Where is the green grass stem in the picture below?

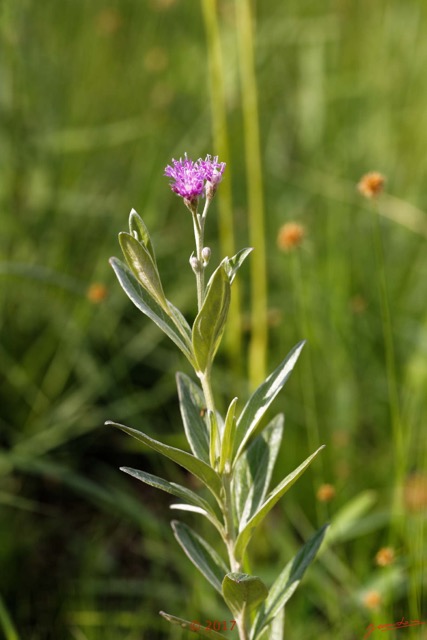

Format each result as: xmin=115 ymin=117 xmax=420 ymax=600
xmin=234 ymin=0 xmax=268 ymax=387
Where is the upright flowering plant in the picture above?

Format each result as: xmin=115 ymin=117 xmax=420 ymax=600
xmin=107 ymin=154 xmax=327 ymax=640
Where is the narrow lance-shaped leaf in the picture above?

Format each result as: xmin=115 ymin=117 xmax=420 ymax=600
xmin=160 ymin=611 xmax=230 ymax=639
xmin=120 ymin=467 xmax=220 ymax=522
xmin=233 ymin=414 xmax=284 ymax=528
xmin=107 ymin=421 xmax=222 ymax=499
xmin=109 ymin=258 xmax=195 ymax=365
xmin=234 ymin=446 xmax=324 ymax=561
xmin=176 ymin=373 xmax=210 ymax=463
xmin=252 ymin=524 xmax=329 ymax=639
xmin=128 ymin=208 xmax=156 ymax=262
xmin=233 ymin=341 xmax=305 ymax=462
xmin=192 ymin=265 xmax=230 ymax=374
xmin=219 ymin=397 xmax=238 ymax=474
xmin=222 ymin=572 xmax=268 ymax=616
xmin=119 ymin=231 xmax=168 ymax=310
xmin=171 ymin=521 xmax=228 ymax=594
xmin=220 ymin=247 xmax=253 ymax=284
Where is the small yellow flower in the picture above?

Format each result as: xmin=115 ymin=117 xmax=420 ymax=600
xmin=277 ymin=222 xmax=305 ymax=251
xmin=316 ymin=484 xmax=336 ymax=502
xmin=87 ymin=283 xmax=108 ymax=304
xmin=375 ymin=547 xmax=395 ymax=567
xmin=363 ymin=590 xmax=382 ymax=610
xmin=357 ymin=172 xmax=386 ymax=199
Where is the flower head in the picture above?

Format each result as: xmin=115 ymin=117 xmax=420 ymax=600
xmin=164 ymin=153 xmax=226 ymax=204
xmin=164 ymin=154 xmax=205 ymax=202
xmin=375 ymin=547 xmax=395 ymax=567
xmin=316 ymin=483 xmax=336 ymax=503
xmin=199 ymin=154 xmax=226 ymax=185
xmin=357 ymin=172 xmax=386 ymax=199
xmin=277 ymin=222 xmax=305 ymax=251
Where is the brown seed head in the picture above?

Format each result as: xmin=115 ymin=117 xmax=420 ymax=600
xmin=357 ymin=172 xmax=386 ymax=199
xmin=375 ymin=547 xmax=395 ymax=567
xmin=277 ymin=222 xmax=305 ymax=251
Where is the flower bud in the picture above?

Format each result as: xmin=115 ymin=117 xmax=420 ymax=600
xmin=189 ymin=255 xmax=202 ymax=273
xmin=202 ymin=247 xmax=211 ymax=265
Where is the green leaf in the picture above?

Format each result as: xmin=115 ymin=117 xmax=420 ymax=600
xmin=221 ymin=247 xmax=253 ymax=284
xmin=219 ymin=397 xmax=238 ymax=473
xmin=128 ymin=208 xmax=156 ymax=262
xmin=109 ymin=258 xmax=194 ymax=364
xmin=176 ymin=373 xmax=210 ymax=463
xmin=326 ymin=490 xmax=377 ymax=544
xmin=192 ymin=265 xmax=231 ymax=373
xmin=233 ymin=342 xmax=305 ymax=462
xmin=222 ymin=573 xmax=268 ymax=616
xmin=254 ymin=607 xmax=285 ymax=640
xmin=119 ymin=231 xmax=168 ymax=310
xmin=252 ymin=524 xmax=328 ymax=639
xmin=234 ymin=415 xmax=284 ymax=529
xmin=159 ymin=611 xmax=229 ymax=639
xmin=234 ymin=446 xmax=324 ymax=561
xmin=120 ymin=467 xmax=219 ymax=521
xmin=171 ymin=521 xmax=228 ymax=593
xmin=107 ymin=421 xmax=222 ymax=499
xmin=207 ymin=409 xmax=220 ymax=468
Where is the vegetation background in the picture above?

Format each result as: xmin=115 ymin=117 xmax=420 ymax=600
xmin=1 ymin=0 xmax=426 ymax=638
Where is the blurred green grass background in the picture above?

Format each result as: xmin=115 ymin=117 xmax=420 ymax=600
xmin=1 ymin=0 xmax=427 ymax=638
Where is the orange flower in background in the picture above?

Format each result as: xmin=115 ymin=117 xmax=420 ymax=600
xmin=375 ymin=547 xmax=395 ymax=567
xmin=363 ymin=591 xmax=382 ymax=610
xmin=357 ymin=172 xmax=386 ymax=199
xmin=404 ymin=472 xmax=427 ymax=513
xmin=316 ymin=484 xmax=336 ymax=502
xmin=87 ymin=283 xmax=108 ymax=304
xmin=277 ymin=222 xmax=305 ymax=251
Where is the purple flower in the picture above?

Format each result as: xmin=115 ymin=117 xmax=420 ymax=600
xmin=164 ymin=153 xmax=226 ymax=203
xmin=198 ymin=155 xmax=226 ymax=186
xmin=164 ymin=154 xmax=205 ymax=201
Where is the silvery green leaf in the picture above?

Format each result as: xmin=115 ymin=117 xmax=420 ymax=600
xmin=222 ymin=572 xmax=268 ymax=616
xmin=119 ymin=231 xmax=168 ymax=310
xmin=110 ymin=258 xmax=195 ymax=365
xmin=120 ymin=467 xmax=219 ymax=522
xmin=171 ymin=521 xmax=228 ymax=593
xmin=128 ymin=209 xmax=156 ymax=262
xmin=221 ymin=247 xmax=253 ymax=284
xmin=253 ymin=607 xmax=285 ymax=640
xmin=192 ymin=265 xmax=231 ymax=374
xmin=233 ymin=341 xmax=305 ymax=462
xmin=159 ymin=611 xmax=229 ymax=639
xmin=107 ymin=421 xmax=222 ymax=500
xmin=233 ymin=414 xmax=284 ymax=529
xmin=176 ymin=373 xmax=210 ymax=463
xmin=252 ymin=524 xmax=328 ymax=639
xmin=234 ymin=446 xmax=324 ymax=561
xmin=219 ymin=397 xmax=238 ymax=473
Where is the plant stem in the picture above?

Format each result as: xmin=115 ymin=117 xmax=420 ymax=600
xmin=201 ymin=0 xmax=244 ymax=374
xmin=192 ymin=199 xmax=211 ymax=311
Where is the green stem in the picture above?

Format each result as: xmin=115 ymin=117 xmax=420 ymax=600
xmin=201 ymin=0 xmax=244 ymax=373
xmin=370 ymin=205 xmax=405 ymax=531
xmin=192 ymin=199 xmax=210 ymax=311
